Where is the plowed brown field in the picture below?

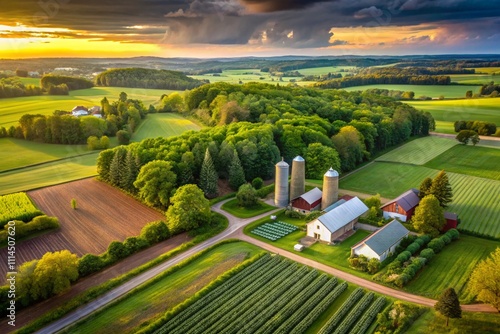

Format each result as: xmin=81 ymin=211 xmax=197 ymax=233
xmin=0 ymin=178 xmax=164 ymax=281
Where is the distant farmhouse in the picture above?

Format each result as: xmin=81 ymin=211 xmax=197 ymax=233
xmin=351 ymin=220 xmax=409 ymax=261
xmin=71 ymin=106 xmax=102 ymax=118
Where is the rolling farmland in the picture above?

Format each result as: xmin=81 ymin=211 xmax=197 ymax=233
xmin=0 ymin=178 xmax=164 ymax=281
xmin=132 ymin=113 xmax=201 ymax=142
xmin=344 ymin=84 xmax=479 ymax=98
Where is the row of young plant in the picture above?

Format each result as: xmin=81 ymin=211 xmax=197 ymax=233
xmin=0 ymin=192 xmax=43 ymax=227
xmin=377 ymin=229 xmax=460 ymax=287
xmin=318 ymin=288 xmax=365 ymax=334
xmin=334 ymin=292 xmax=375 ymax=334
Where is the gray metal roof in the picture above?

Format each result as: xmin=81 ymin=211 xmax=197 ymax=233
xmin=300 ymin=187 xmax=322 ymax=204
xmin=324 ymin=167 xmax=339 ymax=178
xmin=317 ymin=197 xmax=368 ymax=232
xmin=360 ymin=220 xmax=409 ymax=256
xmin=383 ymin=189 xmax=420 ymax=212
xmin=444 ymin=212 xmax=458 ymax=220
xmin=276 ymin=158 xmax=289 ymax=167
xmin=293 ymin=156 xmax=305 ymax=162
xmin=323 ymin=199 xmax=346 ymax=213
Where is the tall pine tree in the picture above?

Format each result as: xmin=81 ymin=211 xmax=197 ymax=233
xmin=199 ymin=148 xmax=218 ymax=198
xmin=122 ymin=150 xmax=139 ymax=191
xmin=430 ymin=170 xmax=453 ymax=208
xmin=109 ymin=147 xmax=127 ymax=187
xmin=229 ymin=149 xmax=246 ymax=190
xmin=418 ymin=177 xmax=433 ymax=199
xmin=435 ymin=287 xmax=462 ymax=326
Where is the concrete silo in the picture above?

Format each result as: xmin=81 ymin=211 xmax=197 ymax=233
xmin=321 ymin=167 xmax=339 ymax=210
xmin=274 ymin=158 xmax=290 ymax=207
xmin=290 ymin=156 xmax=305 ymax=201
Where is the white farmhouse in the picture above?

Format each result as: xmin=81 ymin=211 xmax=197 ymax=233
xmin=351 ymin=220 xmax=409 ymax=261
xmin=306 ymin=197 xmax=368 ymax=243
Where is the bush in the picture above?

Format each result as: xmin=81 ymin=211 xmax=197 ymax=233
xmin=78 ymin=254 xmax=105 ymax=277
xmin=304 ymin=210 xmax=322 ymax=222
xmin=368 ymin=258 xmax=381 ymax=274
xmin=140 ymin=220 xmax=170 ymax=245
xmin=256 ymin=184 xmax=274 ymax=198
xmin=420 ymin=248 xmax=435 ymax=261
xmin=251 ymin=177 xmax=263 ymax=190
xmin=236 ymin=183 xmax=259 ymax=208
xmin=403 ymin=264 xmax=417 ymax=277
xmin=71 ymin=198 xmax=77 ymax=209
xmin=395 ymin=273 xmax=411 ymax=287
xmin=107 ymin=241 xmax=130 ymax=260
xmin=446 ymin=228 xmax=460 ymax=240
xmin=87 ymin=136 xmax=100 ymax=150
xmin=427 ymin=238 xmax=445 ymax=253
xmin=349 ymin=255 xmax=369 ymax=272
xmin=123 ymin=236 xmax=149 ymax=254
xmin=284 ymin=209 xmax=304 ymax=219
xmin=414 ymin=237 xmax=426 ymax=247
xmin=396 ymin=251 xmax=412 ymax=263
xmin=396 ymin=235 xmax=417 ymax=252
xmin=116 ymin=130 xmax=131 ymax=145
xmin=406 ymin=242 xmax=420 ymax=254
xmin=100 ymin=135 xmax=110 ymax=149
xmin=440 ymin=234 xmax=452 ymax=245
xmin=417 ymin=234 xmax=431 ymax=244
xmin=386 ymin=260 xmax=402 ymax=275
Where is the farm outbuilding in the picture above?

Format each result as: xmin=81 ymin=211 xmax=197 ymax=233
xmin=291 ymin=187 xmax=322 ymax=213
xmin=442 ymin=212 xmax=459 ymax=232
xmin=306 ymin=196 xmax=368 ymax=243
xmin=380 ymin=188 xmax=420 ymax=222
xmin=351 ymin=220 xmax=410 ymax=261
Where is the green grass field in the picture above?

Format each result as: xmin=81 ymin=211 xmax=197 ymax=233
xmin=189 ymin=69 xmax=314 ymax=86
xmin=132 ymin=113 xmax=201 ymax=142
xmin=296 ymin=66 xmax=356 ymax=76
xmin=221 ymin=198 xmax=276 ymax=218
xmin=375 ymin=136 xmax=457 ymax=165
xmin=449 ymin=73 xmax=497 ymax=85
xmin=63 ymin=242 xmax=262 ymax=334
xmin=404 ymin=235 xmax=499 ymax=303
xmin=407 ymin=309 xmax=500 ymax=334
xmin=406 ymin=98 xmax=500 ymax=134
xmin=0 ymin=153 xmax=98 ymax=195
xmin=344 ymin=84 xmax=480 ymax=98
xmin=0 ymin=86 xmax=177 ymax=128
xmin=424 ymin=145 xmax=500 ymax=180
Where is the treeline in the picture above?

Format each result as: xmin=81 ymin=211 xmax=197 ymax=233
xmin=41 ymin=75 xmax=94 ymax=91
xmin=97 ymin=82 xmax=434 ymax=209
xmin=302 ymin=72 xmax=342 ymax=82
xmin=0 ymin=92 xmax=147 ymax=144
xmin=95 ymin=68 xmax=204 ymax=90
xmin=315 ymin=74 xmax=451 ymax=89
xmin=0 ymin=77 xmax=42 ymax=98
xmin=362 ymin=89 xmax=416 ymax=100
xmin=479 ymin=82 xmax=500 ymax=96
xmin=261 ymin=58 xmax=395 ymax=73
xmin=368 ymin=66 xmax=474 ymax=75
xmin=454 ymin=120 xmax=497 ymax=136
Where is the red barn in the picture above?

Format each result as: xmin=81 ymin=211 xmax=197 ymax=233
xmin=291 ymin=187 xmax=322 ymax=213
xmin=380 ymin=189 xmax=420 ymax=222
xmin=442 ymin=212 xmax=458 ymax=232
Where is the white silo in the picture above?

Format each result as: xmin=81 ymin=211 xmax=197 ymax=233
xmin=290 ymin=156 xmax=305 ymax=201
xmin=274 ymin=158 xmax=290 ymax=207
xmin=321 ymin=167 xmax=339 ymax=210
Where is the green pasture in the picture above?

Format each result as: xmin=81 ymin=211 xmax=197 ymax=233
xmin=344 ymin=84 xmax=480 ymax=98
xmin=404 ymin=235 xmax=499 ymax=303
xmin=408 ymin=309 xmax=500 ymax=334
xmin=189 ymin=69 xmax=312 ymax=86
xmin=424 ymin=145 xmax=500 ymax=180
xmin=17 ymin=77 xmax=41 ymax=85
xmin=64 ymin=242 xmax=262 ymax=334
xmin=132 ymin=113 xmax=201 ymax=142
xmin=221 ymin=198 xmax=276 ymax=218
xmin=296 ymin=66 xmax=356 ymax=76
xmin=449 ymin=73 xmax=497 ymax=85
xmin=375 ymin=136 xmax=457 ymax=165
xmin=0 ymin=153 xmax=98 ymax=195
xmin=0 ymin=86 xmax=176 ymax=127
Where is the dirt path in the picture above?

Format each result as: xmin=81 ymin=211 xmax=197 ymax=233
xmin=0 ymin=233 xmax=190 ymax=333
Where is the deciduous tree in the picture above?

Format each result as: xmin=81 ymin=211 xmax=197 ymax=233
xmin=412 ymin=195 xmax=445 ymax=237
xmin=133 ymin=160 xmax=177 ymax=208
xmin=304 ymin=143 xmax=341 ymax=179
xmin=468 ymin=247 xmax=500 ymax=311
xmin=166 ymin=184 xmax=211 ymax=234
xmin=435 ymin=287 xmax=462 ymax=326
xmin=236 ymin=183 xmax=259 ymax=208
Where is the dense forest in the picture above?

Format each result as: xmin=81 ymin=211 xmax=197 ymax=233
xmin=0 ymin=77 xmax=43 ymax=98
xmin=97 ymin=83 xmax=434 ymax=209
xmin=95 ymin=68 xmax=205 ymax=90
xmin=41 ymin=75 xmax=94 ymax=91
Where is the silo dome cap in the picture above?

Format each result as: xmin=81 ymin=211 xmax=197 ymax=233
xmin=293 ymin=156 xmax=305 ymax=162
xmin=324 ymin=167 xmax=339 ymax=177
xmin=276 ymin=158 xmax=289 ymax=167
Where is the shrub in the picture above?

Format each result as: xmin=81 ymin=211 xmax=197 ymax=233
xmin=87 ymin=136 xmax=101 ymax=150
xmin=420 ymin=248 xmax=435 ymax=261
xmin=417 ymin=234 xmax=431 ymax=244
xmin=396 ymin=251 xmax=412 ymax=263
xmin=256 ymin=184 xmax=274 ymax=198
xmin=140 ymin=220 xmax=170 ymax=244
xmin=284 ymin=209 xmax=304 ymax=219
xmin=446 ymin=228 xmax=460 ymax=240
xmin=304 ymin=211 xmax=322 ymax=222
xmin=395 ymin=273 xmax=411 ymax=287
xmin=251 ymin=177 xmax=263 ymax=190
xmin=100 ymin=135 xmax=110 ymax=149
xmin=403 ymin=264 xmax=417 ymax=277
xmin=71 ymin=198 xmax=77 ymax=209
xmin=123 ymin=236 xmax=149 ymax=254
xmin=107 ymin=241 xmax=129 ymax=260
xmin=349 ymin=255 xmax=369 ymax=272
xmin=368 ymin=258 xmax=381 ymax=274
xmin=236 ymin=183 xmax=259 ymax=207
xmin=406 ymin=242 xmax=420 ymax=254
xmin=78 ymin=254 xmax=104 ymax=277
xmin=428 ymin=238 xmax=445 ymax=253
xmin=396 ymin=235 xmax=417 ymax=253
xmin=386 ymin=260 xmax=402 ymax=275
xmin=440 ymin=234 xmax=452 ymax=245
xmin=116 ymin=129 xmax=131 ymax=145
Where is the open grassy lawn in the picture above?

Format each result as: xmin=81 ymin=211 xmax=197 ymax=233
xmin=344 ymin=84 xmax=480 ymax=98
xmin=0 ymin=86 xmax=177 ymax=127
xmin=18 ymin=77 xmax=41 ymax=85
xmin=404 ymin=235 xmax=500 ymax=303
xmin=0 ymin=153 xmax=98 ymax=195
xmin=406 ymin=98 xmax=500 ymax=134
xmin=63 ymin=242 xmax=262 ymax=334
xmin=407 ymin=309 xmax=500 ymax=334
xmin=424 ymin=145 xmax=500 ymax=180
xmin=0 ymin=138 xmax=90 ymax=171
xmin=375 ymin=136 xmax=457 ymax=165
xmin=132 ymin=113 xmax=201 ymax=142
xmin=221 ymin=198 xmax=276 ymax=218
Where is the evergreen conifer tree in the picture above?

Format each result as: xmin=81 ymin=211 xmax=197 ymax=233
xmin=430 ymin=170 xmax=453 ymax=208
xmin=199 ymin=148 xmax=218 ymax=198
xmin=109 ymin=147 xmax=127 ymax=187
xmin=418 ymin=177 xmax=433 ymax=199
xmin=229 ymin=149 xmax=246 ymax=190
xmin=435 ymin=287 xmax=462 ymax=326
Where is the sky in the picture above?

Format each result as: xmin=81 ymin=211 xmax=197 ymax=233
xmin=0 ymin=0 xmax=499 ymax=58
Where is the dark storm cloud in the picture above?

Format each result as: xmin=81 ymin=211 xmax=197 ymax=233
xmin=1 ymin=0 xmax=500 ymax=50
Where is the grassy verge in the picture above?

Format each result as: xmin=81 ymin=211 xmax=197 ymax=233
xmin=209 ymin=192 xmax=236 ymax=206
xmin=61 ymin=241 xmax=262 ymax=334
xmin=221 ymin=198 xmax=276 ymax=218
xmin=15 ymin=214 xmax=228 ymax=334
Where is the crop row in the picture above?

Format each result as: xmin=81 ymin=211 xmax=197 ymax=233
xmin=155 ymin=254 xmax=277 ymax=333
xmin=0 ymin=192 xmax=43 ymax=227
xmin=318 ymin=287 xmax=365 ymax=334
xmin=220 ymin=267 xmax=319 ymax=334
xmin=289 ymin=281 xmax=349 ymax=334
xmin=350 ymin=296 xmax=386 ymax=334
xmin=178 ymin=259 xmax=292 ymax=334
xmin=198 ymin=263 xmax=307 ymax=334
xmin=333 ymin=292 xmax=375 ymax=334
